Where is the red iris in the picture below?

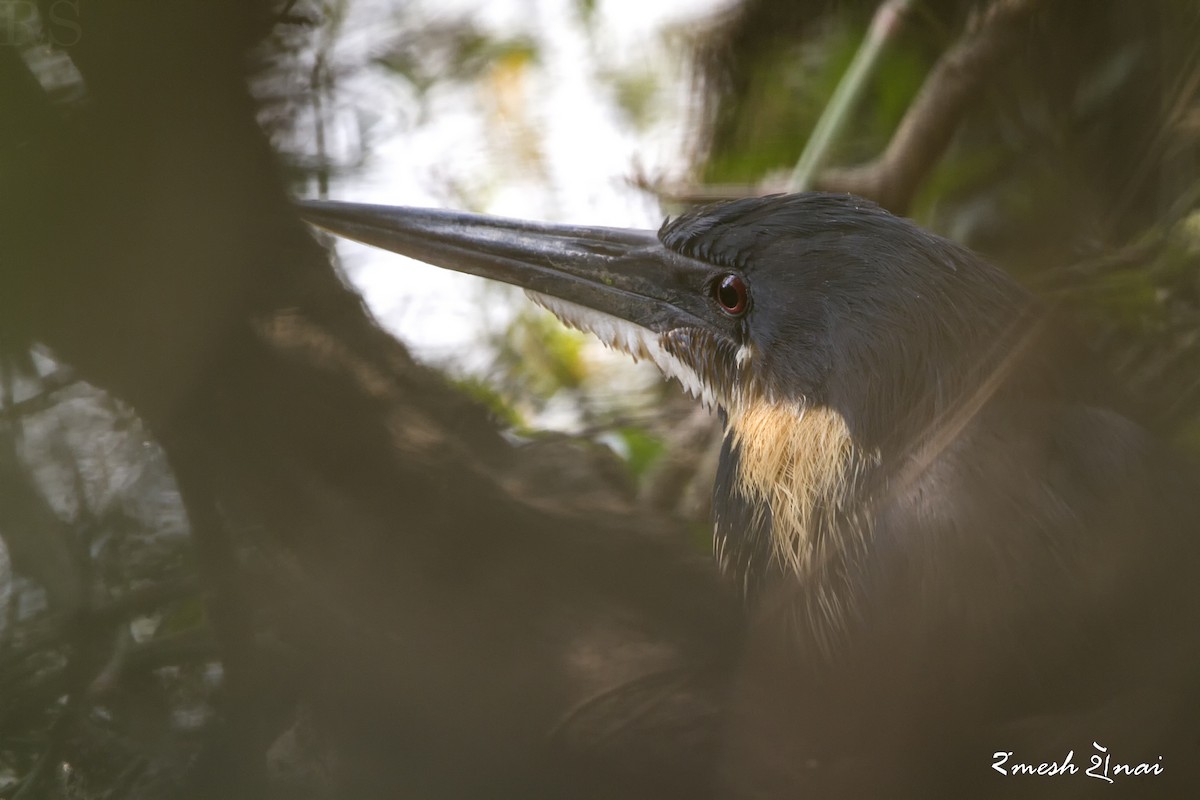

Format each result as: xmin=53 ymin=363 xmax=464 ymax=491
xmin=713 ymin=274 xmax=748 ymax=316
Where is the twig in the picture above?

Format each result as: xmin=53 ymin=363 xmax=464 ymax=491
xmin=789 ymin=0 xmax=915 ymax=191
xmin=629 ymin=173 xmax=778 ymax=205
xmin=0 ymin=574 xmax=198 ymax=667
xmin=0 ymin=626 xmax=219 ymax=735
xmin=10 ymin=682 xmax=81 ymax=800
xmin=162 ymin=433 xmax=268 ymax=798
xmin=9 ymin=609 xmax=113 ymax=799
xmin=814 ymin=0 xmax=1044 ymax=213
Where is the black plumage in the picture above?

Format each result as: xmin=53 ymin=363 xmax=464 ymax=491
xmin=301 ymin=192 xmax=1200 ymax=797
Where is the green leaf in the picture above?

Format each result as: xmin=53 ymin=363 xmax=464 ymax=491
xmin=614 ymin=426 xmax=665 ymax=479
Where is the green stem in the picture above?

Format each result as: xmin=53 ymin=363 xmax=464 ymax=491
xmin=788 ymin=0 xmax=915 ymax=192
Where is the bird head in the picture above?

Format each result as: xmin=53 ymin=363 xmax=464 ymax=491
xmin=300 ymin=193 xmax=1035 ymax=588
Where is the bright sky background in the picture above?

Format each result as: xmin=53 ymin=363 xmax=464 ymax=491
xmin=321 ymin=0 xmax=727 ymax=377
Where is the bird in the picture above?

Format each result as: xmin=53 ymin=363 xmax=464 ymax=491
xmin=299 ymin=192 xmax=1200 ymax=798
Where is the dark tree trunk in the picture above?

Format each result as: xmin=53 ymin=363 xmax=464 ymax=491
xmin=1 ymin=3 xmax=740 ymax=797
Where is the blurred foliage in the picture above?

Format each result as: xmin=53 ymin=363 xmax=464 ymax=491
xmin=691 ymin=0 xmax=1200 ymax=439
xmin=574 ymin=0 xmax=599 ymax=26
xmin=253 ymin=0 xmax=543 ymax=192
xmin=373 ymin=22 xmax=538 ymax=96
xmin=612 ymin=426 xmax=667 ymax=480
xmin=600 ymin=65 xmax=663 ymax=132
xmin=434 ymin=294 xmax=700 ymax=493
xmin=0 ymin=359 xmax=202 ymax=798
xmin=697 ymin=2 xmax=944 ymax=182
xmin=496 ymin=310 xmax=589 ymax=397
xmin=449 ymin=374 xmax=526 ymax=430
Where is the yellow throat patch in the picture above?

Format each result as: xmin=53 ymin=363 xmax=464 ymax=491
xmin=726 ymin=403 xmax=874 ymax=575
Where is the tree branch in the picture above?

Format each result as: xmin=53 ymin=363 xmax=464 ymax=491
xmin=814 ymin=0 xmax=1043 ymax=213
xmin=789 ymin=0 xmax=915 ymax=191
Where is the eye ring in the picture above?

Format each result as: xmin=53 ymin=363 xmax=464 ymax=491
xmin=712 ymin=273 xmax=749 ymax=316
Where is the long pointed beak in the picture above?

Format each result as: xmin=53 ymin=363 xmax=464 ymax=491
xmin=297 ymin=200 xmax=707 ymax=333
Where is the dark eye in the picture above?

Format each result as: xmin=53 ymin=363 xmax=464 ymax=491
xmin=712 ymin=273 xmax=749 ymax=316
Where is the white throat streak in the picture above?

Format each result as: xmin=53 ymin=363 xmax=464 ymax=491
xmin=527 ymin=292 xmax=720 ymax=409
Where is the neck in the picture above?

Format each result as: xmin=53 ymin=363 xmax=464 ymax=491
xmin=714 ymin=401 xmax=878 ymax=596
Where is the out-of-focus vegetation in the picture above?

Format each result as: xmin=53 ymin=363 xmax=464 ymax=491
xmin=2 ymin=0 xmax=1199 ymax=797
xmin=4 ymin=2 xmax=694 ymax=794
xmin=692 ymin=0 xmax=1200 ymax=438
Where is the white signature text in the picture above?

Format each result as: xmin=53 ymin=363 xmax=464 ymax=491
xmin=992 ymin=742 xmax=1163 ymax=783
